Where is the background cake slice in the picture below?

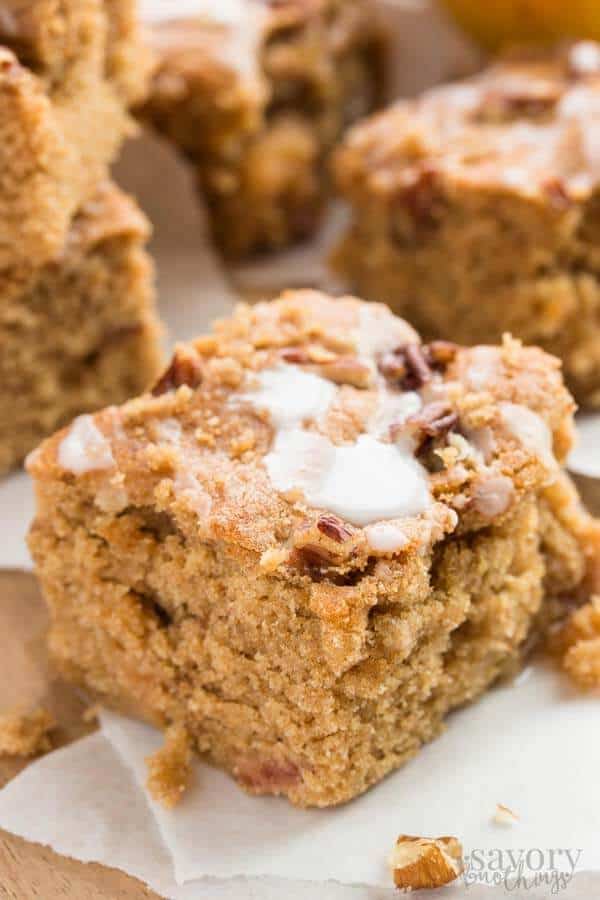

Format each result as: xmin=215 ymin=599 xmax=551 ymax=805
xmin=139 ymin=0 xmax=384 ymax=257
xmin=334 ymin=41 xmax=600 ymax=407
xmin=28 ymin=291 xmax=599 ymax=807
xmin=0 ymin=0 xmax=150 ymax=270
xmin=0 ymin=182 xmax=163 ymax=475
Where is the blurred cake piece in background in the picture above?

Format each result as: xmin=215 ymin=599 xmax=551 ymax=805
xmin=0 ymin=183 xmax=163 ymax=475
xmin=0 ymin=0 xmax=152 ymax=271
xmin=139 ymin=0 xmax=385 ymax=257
xmin=334 ymin=41 xmax=600 ymax=407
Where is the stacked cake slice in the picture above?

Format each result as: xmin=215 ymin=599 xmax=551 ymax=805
xmin=0 ymin=0 xmax=163 ymax=475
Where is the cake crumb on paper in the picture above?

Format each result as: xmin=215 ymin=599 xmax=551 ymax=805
xmin=0 ymin=707 xmax=55 ymax=757
xmin=551 ymin=597 xmax=600 ymax=690
xmin=493 ymin=803 xmax=519 ymax=826
xmin=146 ymin=723 xmax=192 ymax=808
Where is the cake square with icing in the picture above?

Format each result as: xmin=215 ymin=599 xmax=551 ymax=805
xmin=28 ymin=290 xmax=600 ymax=806
xmin=139 ymin=0 xmax=384 ymax=256
xmin=334 ymin=41 xmax=600 ymax=407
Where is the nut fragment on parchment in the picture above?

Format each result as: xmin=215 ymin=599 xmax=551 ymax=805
xmin=390 ymin=834 xmax=463 ymax=891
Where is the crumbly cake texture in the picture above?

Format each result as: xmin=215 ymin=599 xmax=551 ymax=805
xmin=0 ymin=182 xmax=163 ymax=476
xmin=334 ymin=41 xmax=600 ymax=407
xmin=28 ymin=291 xmax=600 ymax=808
xmin=0 ymin=0 xmax=150 ymax=270
xmin=551 ymin=596 xmax=600 ymax=689
xmin=0 ymin=707 xmax=55 ymax=757
xmin=139 ymin=0 xmax=384 ymax=257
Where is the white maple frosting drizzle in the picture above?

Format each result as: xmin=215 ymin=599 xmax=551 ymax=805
xmin=58 ymin=415 xmax=115 ymax=475
xmin=356 ymin=305 xmax=423 ymax=437
xmin=370 ymin=390 xmax=421 ymax=439
xmin=250 ymin=366 xmax=336 ymax=429
xmin=499 ymin=402 xmax=557 ymax=471
xmin=141 ymin=0 xmax=267 ymax=79
xmin=364 ymin=521 xmax=409 ymax=552
xmin=465 ymin=347 xmax=501 ymax=392
xmin=265 ymin=430 xmax=431 ymax=527
xmin=356 ymin=305 xmax=418 ymax=368
xmin=246 ymin=353 xmax=432 ymax=528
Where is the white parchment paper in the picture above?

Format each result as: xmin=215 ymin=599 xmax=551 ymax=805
xmin=100 ymin=661 xmax=600 ymax=888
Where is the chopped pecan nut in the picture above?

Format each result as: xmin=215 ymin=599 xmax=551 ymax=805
xmin=152 ymin=350 xmax=203 ymax=396
xmin=280 ymin=347 xmax=310 ymax=364
xmin=425 ymin=340 xmax=458 ymax=371
xmin=378 ymin=343 xmax=432 ymax=390
xmin=399 ymin=166 xmax=441 ymax=228
xmin=292 ymin=543 xmax=337 ymax=573
xmin=407 ymin=402 xmax=458 ymax=443
xmin=390 ymin=834 xmax=463 ymax=891
xmin=477 ymin=85 xmax=560 ymax=121
xmin=317 ymin=514 xmax=353 ymax=543
xmin=235 ymin=757 xmax=301 ymax=795
xmin=542 ymin=177 xmax=572 ymax=210
xmin=319 ymin=356 xmax=372 ymax=389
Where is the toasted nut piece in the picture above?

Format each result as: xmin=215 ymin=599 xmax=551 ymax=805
xmin=493 ymin=803 xmax=519 ymax=826
xmin=317 ymin=514 xmax=353 ymax=543
xmin=390 ymin=834 xmax=463 ymax=891
xmin=152 ymin=347 xmax=203 ymax=396
xmin=318 ymin=356 xmax=373 ymax=388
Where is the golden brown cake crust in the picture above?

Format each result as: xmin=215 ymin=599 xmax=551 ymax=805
xmin=28 ymin=291 xmax=600 ymax=807
xmin=334 ymin=41 xmax=600 ymax=407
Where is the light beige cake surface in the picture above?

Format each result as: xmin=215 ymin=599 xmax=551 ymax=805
xmin=334 ymin=41 xmax=600 ymax=407
xmin=139 ymin=0 xmax=384 ymax=256
xmin=28 ymin=291 xmax=600 ymax=807
xmin=0 ymin=0 xmax=151 ymax=270
xmin=0 ymin=182 xmax=163 ymax=475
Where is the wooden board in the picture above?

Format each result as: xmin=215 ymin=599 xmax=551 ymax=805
xmin=0 ymin=570 xmax=162 ymax=900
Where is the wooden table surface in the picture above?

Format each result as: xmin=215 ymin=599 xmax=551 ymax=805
xmin=0 ymin=570 xmax=162 ymax=900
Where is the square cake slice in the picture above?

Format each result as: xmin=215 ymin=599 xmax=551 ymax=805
xmin=28 ymin=290 xmax=599 ymax=807
xmin=0 ymin=0 xmax=150 ymax=270
xmin=0 ymin=182 xmax=163 ymax=475
xmin=139 ymin=0 xmax=384 ymax=257
xmin=334 ymin=41 xmax=600 ymax=407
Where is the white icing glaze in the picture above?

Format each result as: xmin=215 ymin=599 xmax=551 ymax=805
xmin=357 ymin=305 xmax=418 ymax=364
xmin=466 ymin=347 xmax=501 ymax=392
xmin=568 ymin=41 xmax=600 ymax=76
xmin=143 ymin=0 xmax=249 ymax=26
xmin=58 ymin=415 xmax=115 ymax=474
xmin=142 ymin=0 xmax=267 ymax=78
xmin=364 ymin=521 xmax=409 ymax=552
xmin=472 ymin=475 xmax=514 ymax=519
xmin=244 ymin=361 xmax=432 ymax=526
xmin=499 ymin=402 xmax=556 ymax=470
xmin=24 ymin=446 xmax=41 ymax=470
xmin=265 ymin=430 xmax=431 ymax=527
xmin=250 ymin=365 xmax=336 ymax=429
xmin=370 ymin=390 xmax=421 ymax=439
